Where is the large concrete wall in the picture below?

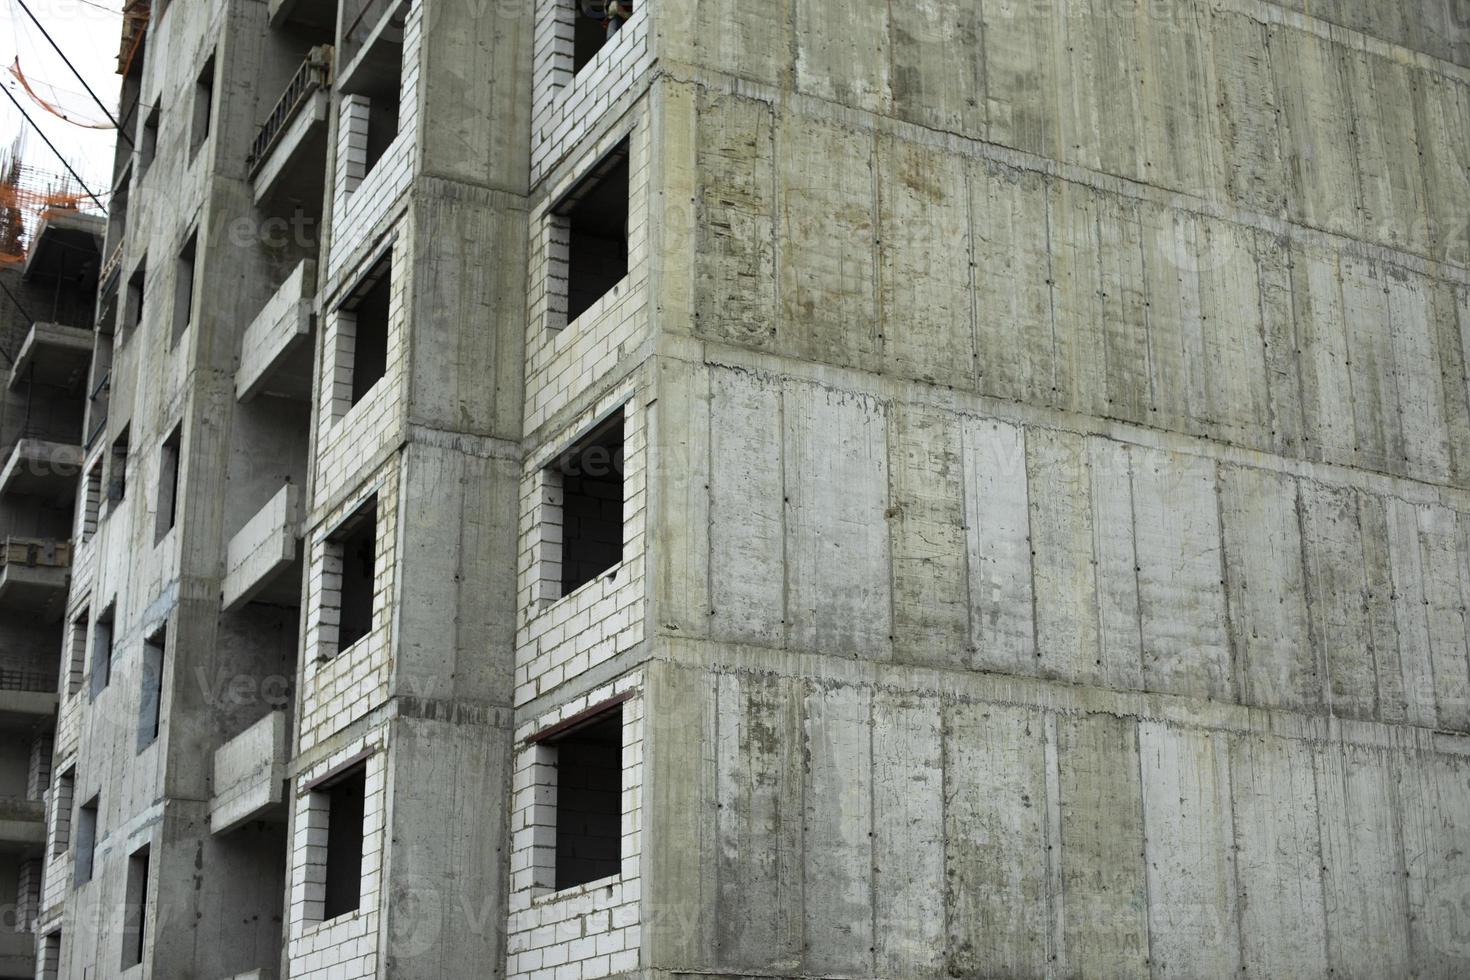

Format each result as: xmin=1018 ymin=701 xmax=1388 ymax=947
xmin=641 ymin=0 xmax=1470 ymax=977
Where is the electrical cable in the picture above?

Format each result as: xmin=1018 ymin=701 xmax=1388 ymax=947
xmin=13 ymin=0 xmax=131 ymax=146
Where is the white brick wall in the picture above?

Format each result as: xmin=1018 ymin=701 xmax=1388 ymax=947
xmin=531 ymin=0 xmax=655 ymax=183
xmin=525 ymin=115 xmax=652 ymax=434
xmin=286 ymin=740 xmax=388 ymax=980
xmin=314 ymin=227 xmax=410 ymax=512
xmin=516 ymin=388 xmax=647 ymax=706
xmin=39 ymin=765 xmax=74 ymax=918
xmin=508 ymin=675 xmax=644 ymax=980
xmin=328 ymin=2 xmax=420 ymax=285
xmin=299 ymin=464 xmax=398 ymax=754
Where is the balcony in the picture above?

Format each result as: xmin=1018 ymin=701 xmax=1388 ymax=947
xmin=236 ymin=261 xmax=316 ymax=403
xmin=249 ymin=47 xmax=332 ymax=207
xmin=210 ymin=711 xmax=288 ymax=834
xmin=0 ymin=795 xmax=45 ymax=847
xmin=0 ymin=929 xmax=33 ymax=978
xmin=9 ymin=322 xmax=94 ymax=395
xmin=222 ymin=484 xmax=303 ymax=611
xmin=0 ymin=438 xmax=83 ymax=500
xmin=0 ymin=664 xmax=58 ymax=719
xmin=270 ymin=0 xmax=334 ymax=34
xmin=0 ymin=538 xmax=71 ymax=618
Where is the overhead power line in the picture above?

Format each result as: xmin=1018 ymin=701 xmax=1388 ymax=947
xmin=0 ymin=82 xmax=106 ymax=211
xmin=13 ymin=0 xmax=132 ymax=147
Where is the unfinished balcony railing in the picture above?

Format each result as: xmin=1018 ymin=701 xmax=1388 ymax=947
xmin=0 ymin=536 xmax=72 ymax=615
xmin=0 ymin=666 xmax=56 ymax=694
xmin=247 ymin=46 xmax=333 ymax=178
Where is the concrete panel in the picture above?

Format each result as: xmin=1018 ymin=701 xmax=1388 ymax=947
xmin=384 ymin=712 xmax=513 ymax=980
xmin=1299 ymin=483 xmax=1378 ymax=721
xmin=644 ymin=664 xmax=717 ymax=968
xmin=1132 ymin=447 xmax=1232 ymax=700
xmin=980 ymin=0 xmax=1061 ymax=160
xmin=1271 ymin=25 xmax=1361 ymax=239
xmin=1419 ymin=505 xmax=1470 ymax=730
xmin=942 ymin=699 xmax=1049 ymax=978
xmin=693 ymin=91 xmax=777 ymax=351
xmin=1134 ymin=4 xmax=1222 ymax=201
xmin=1139 ymin=721 xmax=1241 ymax=979
xmin=1398 ymin=750 xmax=1470 ymax=979
xmin=1359 ymin=492 xmax=1415 ymax=724
xmin=1231 ymin=733 xmax=1329 ymax=978
xmin=1210 ymin=11 xmax=1287 ymax=215
xmin=871 ymin=690 xmax=944 ymax=978
xmin=1293 ymin=244 xmax=1357 ymax=465
xmin=888 ymin=0 xmax=984 ymax=137
xmin=793 ymin=0 xmax=889 ymax=114
xmin=713 ymin=672 xmax=803 ymax=972
xmin=1345 ymin=51 xmax=1431 ymax=257
xmin=1386 ymin=498 xmax=1443 ymax=729
xmin=1056 ymin=713 xmax=1150 ymax=978
xmin=800 ymin=682 xmax=873 ymax=976
xmin=1219 ymin=465 xmax=1318 ymax=710
xmin=1314 ymin=743 xmax=1413 ymax=978
xmin=1414 ymin=72 xmax=1470 ymax=268
xmin=1088 ymin=438 xmax=1144 ymax=692
xmin=1048 ymin=181 xmax=1109 ymax=420
xmin=1096 ymin=195 xmax=1151 ymax=425
xmin=962 ymin=417 xmax=1034 ymax=673
xmin=1257 ymin=229 xmax=1307 ymax=458
xmin=392 ymin=444 xmax=520 ymax=702
xmin=972 ymin=163 xmax=1055 ymax=406
xmin=890 ymin=403 xmax=968 ymax=663
xmin=1192 ymin=218 xmax=1272 ymax=449
xmin=878 ymin=134 xmax=974 ymax=388
xmin=691 ymin=0 xmax=787 ymax=87
xmin=1430 ymin=281 xmax=1470 ymax=484
xmin=652 ymin=360 xmax=710 ymax=634
xmin=1388 ymin=268 xmax=1451 ymax=483
xmin=781 ymin=385 xmax=892 ymax=659
xmin=708 ymin=370 xmax=783 ymax=645
xmin=1341 ymin=255 xmax=1405 ymax=475
xmin=1026 ymin=427 xmax=1099 ymax=682
xmin=777 ymin=116 xmax=881 ymax=373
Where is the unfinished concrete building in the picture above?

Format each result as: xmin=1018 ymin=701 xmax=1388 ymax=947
xmin=0 ymin=210 xmax=102 ymax=980
xmin=23 ymin=0 xmax=1470 ymax=976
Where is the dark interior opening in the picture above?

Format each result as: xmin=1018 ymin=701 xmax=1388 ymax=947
xmin=323 ymin=765 xmax=366 ymax=919
xmin=362 ymin=49 xmax=402 ymax=177
xmin=554 ymin=707 xmax=622 ymax=890
xmin=556 ymin=142 xmax=629 ymax=324
xmin=347 ymin=263 xmax=390 ymax=406
xmin=557 ymin=409 xmax=623 ymax=596
xmin=173 ymin=230 xmax=197 ymax=343
xmin=572 ymin=0 xmax=633 ymax=73
xmin=191 ymin=54 xmax=215 ymax=156
xmin=121 ymin=846 xmax=149 ymax=969
xmin=125 ymin=261 xmax=146 ymax=336
xmin=74 ymin=796 xmax=98 ymax=885
xmin=109 ymin=426 xmax=130 ymax=504
xmin=157 ymin=424 xmax=181 ymax=540
xmin=138 ymin=626 xmax=165 ymax=750
xmin=334 ymin=497 xmax=377 ymax=653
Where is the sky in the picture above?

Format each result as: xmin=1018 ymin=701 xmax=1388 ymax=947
xmin=1 ymin=0 xmax=123 ymax=213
